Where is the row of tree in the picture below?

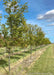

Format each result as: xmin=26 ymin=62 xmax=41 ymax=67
xmin=0 ymin=24 xmax=51 ymax=48
xmin=0 ymin=0 xmax=51 ymax=48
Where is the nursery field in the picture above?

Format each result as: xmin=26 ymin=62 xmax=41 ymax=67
xmin=0 ymin=44 xmax=50 ymax=75
xmin=0 ymin=0 xmax=53 ymax=75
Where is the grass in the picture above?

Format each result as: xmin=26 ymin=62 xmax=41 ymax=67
xmin=27 ymin=45 xmax=54 ymax=75
xmin=0 ymin=45 xmax=48 ymax=74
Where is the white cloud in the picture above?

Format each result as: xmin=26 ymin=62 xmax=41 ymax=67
xmin=45 ymin=10 xmax=54 ymax=15
xmin=37 ymin=14 xmax=44 ymax=20
xmin=37 ymin=9 xmax=54 ymax=22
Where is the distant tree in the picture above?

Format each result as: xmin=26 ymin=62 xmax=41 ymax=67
xmin=42 ymin=38 xmax=51 ymax=45
xmin=36 ymin=27 xmax=45 ymax=46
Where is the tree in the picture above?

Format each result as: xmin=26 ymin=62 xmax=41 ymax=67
xmin=42 ymin=38 xmax=51 ymax=45
xmin=36 ymin=27 xmax=45 ymax=46
xmin=3 ymin=0 xmax=28 ymax=74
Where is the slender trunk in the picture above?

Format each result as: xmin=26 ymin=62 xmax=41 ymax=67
xmin=35 ymin=46 xmax=36 ymax=58
xmin=30 ymin=46 xmax=32 ymax=63
xmin=23 ymin=47 xmax=25 ymax=62
xmin=9 ymin=49 xmax=10 ymax=75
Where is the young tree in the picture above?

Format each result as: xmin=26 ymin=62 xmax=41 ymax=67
xmin=3 ymin=0 xmax=28 ymax=74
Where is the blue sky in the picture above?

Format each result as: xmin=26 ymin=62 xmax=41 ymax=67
xmin=0 ymin=0 xmax=54 ymax=43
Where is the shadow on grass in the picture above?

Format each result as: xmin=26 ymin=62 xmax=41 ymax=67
xmin=14 ymin=50 xmax=19 ymax=52
xmin=0 ymin=53 xmax=4 ymax=55
xmin=15 ymin=53 xmax=25 ymax=56
xmin=32 ymin=49 xmax=36 ymax=51
xmin=6 ymin=54 xmax=22 ymax=59
xmin=0 ymin=59 xmax=8 ymax=66
xmin=0 ymin=59 xmax=8 ymax=74
xmin=10 ymin=56 xmax=21 ymax=59
xmin=23 ymin=50 xmax=31 ymax=54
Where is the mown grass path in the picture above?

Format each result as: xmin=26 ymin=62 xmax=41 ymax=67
xmin=27 ymin=44 xmax=54 ymax=75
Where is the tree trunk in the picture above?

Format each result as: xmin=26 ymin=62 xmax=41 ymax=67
xmin=9 ymin=51 xmax=10 ymax=75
